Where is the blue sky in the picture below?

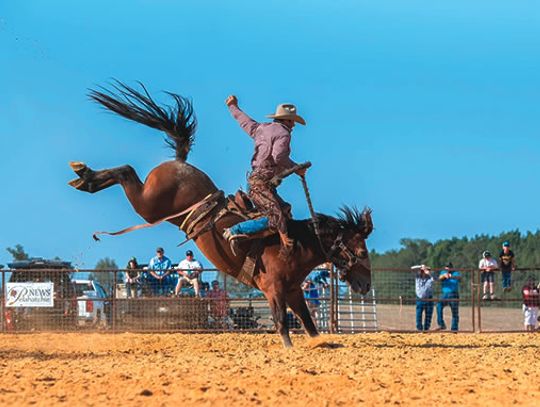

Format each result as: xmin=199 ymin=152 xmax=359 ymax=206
xmin=1 ymin=1 xmax=539 ymax=269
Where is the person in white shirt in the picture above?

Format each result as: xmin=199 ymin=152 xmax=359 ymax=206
xmin=479 ymin=251 xmax=498 ymax=300
xmin=175 ymin=250 xmax=203 ymax=297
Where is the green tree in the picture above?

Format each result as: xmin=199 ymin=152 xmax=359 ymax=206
xmin=216 ymin=271 xmax=260 ymax=298
xmin=89 ymin=257 xmax=119 ymax=295
xmin=372 ymin=229 xmax=540 ymax=269
xmin=6 ymin=244 xmax=30 ymax=261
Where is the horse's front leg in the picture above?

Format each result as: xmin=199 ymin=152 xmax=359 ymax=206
xmin=286 ymin=288 xmax=319 ymax=338
xmin=264 ymin=284 xmax=293 ymax=348
xmin=68 ymin=162 xmax=142 ymax=194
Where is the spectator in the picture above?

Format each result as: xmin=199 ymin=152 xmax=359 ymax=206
xmin=175 ymin=250 xmax=203 ymax=297
xmin=312 ymin=268 xmax=330 ymax=289
xmin=207 ymin=280 xmax=230 ymax=326
xmin=124 ymin=257 xmax=141 ymax=298
xmin=479 ymin=251 xmax=498 ymax=300
xmin=148 ymin=247 xmax=173 ymax=296
xmin=436 ymin=262 xmax=461 ymax=332
xmin=521 ymin=277 xmax=539 ymax=332
xmin=499 ymin=241 xmax=516 ymax=292
xmin=200 ymin=281 xmax=210 ymax=297
xmin=302 ymin=277 xmax=321 ymax=319
xmin=411 ymin=265 xmax=434 ymax=332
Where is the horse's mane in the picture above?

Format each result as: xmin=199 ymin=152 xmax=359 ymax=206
xmin=289 ymin=206 xmax=372 ymax=240
xmin=335 ymin=206 xmax=372 ymax=234
xmin=89 ymin=80 xmax=196 ymax=161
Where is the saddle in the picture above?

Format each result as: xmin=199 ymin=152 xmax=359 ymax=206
xmin=228 ymin=190 xmax=259 ymax=220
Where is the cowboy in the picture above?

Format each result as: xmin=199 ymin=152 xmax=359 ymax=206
xmin=223 ymin=95 xmax=307 ymax=257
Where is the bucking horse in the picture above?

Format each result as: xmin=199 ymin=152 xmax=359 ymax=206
xmin=68 ymin=81 xmax=374 ymax=347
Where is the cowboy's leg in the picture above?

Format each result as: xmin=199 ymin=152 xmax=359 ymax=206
xmin=249 ymin=182 xmax=292 ymax=252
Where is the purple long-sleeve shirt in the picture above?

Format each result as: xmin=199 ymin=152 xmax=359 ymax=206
xmin=228 ymin=105 xmax=297 ymax=177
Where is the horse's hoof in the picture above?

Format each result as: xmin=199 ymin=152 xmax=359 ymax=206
xmin=68 ymin=177 xmax=90 ymax=192
xmin=69 ymin=161 xmax=89 ymax=177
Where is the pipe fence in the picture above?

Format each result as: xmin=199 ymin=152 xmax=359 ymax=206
xmin=1 ymin=266 xmax=539 ymax=333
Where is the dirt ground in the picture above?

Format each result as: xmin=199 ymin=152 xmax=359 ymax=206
xmin=1 ymin=333 xmax=539 ymax=406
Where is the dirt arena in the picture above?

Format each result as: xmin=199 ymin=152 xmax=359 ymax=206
xmin=1 ymin=333 xmax=539 ymax=406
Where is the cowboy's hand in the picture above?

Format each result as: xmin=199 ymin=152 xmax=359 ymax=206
xmin=225 ymin=95 xmax=238 ymax=106
xmin=295 ymin=167 xmax=308 ymax=177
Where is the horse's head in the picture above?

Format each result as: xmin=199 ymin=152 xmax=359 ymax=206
xmin=321 ymin=207 xmax=373 ymax=295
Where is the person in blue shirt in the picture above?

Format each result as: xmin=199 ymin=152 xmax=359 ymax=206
xmin=302 ymin=278 xmax=321 ymax=318
xmin=436 ymin=262 xmax=461 ymax=331
xmin=312 ymin=269 xmax=330 ymax=289
xmin=411 ymin=265 xmax=435 ymax=331
xmin=148 ymin=247 xmax=173 ymax=296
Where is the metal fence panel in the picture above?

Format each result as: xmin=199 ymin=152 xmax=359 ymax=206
xmin=1 ymin=266 xmax=539 ymax=333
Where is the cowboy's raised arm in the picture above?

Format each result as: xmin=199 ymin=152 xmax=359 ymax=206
xmin=225 ymin=95 xmax=260 ymax=138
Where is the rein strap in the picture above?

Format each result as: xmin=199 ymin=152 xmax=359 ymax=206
xmin=92 ymin=191 xmax=221 ymax=241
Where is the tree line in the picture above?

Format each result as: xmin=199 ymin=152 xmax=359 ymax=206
xmin=370 ymin=229 xmax=540 ymax=270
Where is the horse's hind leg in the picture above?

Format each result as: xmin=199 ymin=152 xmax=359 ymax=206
xmin=68 ymin=162 xmax=142 ymax=194
xmin=286 ymin=288 xmax=319 ymax=338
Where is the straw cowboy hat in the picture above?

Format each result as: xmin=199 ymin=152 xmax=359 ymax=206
xmin=266 ymin=103 xmax=306 ymax=125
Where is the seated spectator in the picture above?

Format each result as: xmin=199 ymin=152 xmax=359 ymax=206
xmin=436 ymin=262 xmax=461 ymax=332
xmin=207 ymin=280 xmax=230 ymax=325
xmin=175 ymin=250 xmax=203 ymax=297
xmin=499 ymin=241 xmax=516 ymax=292
xmin=125 ymin=257 xmax=141 ymax=298
xmin=411 ymin=265 xmax=434 ymax=332
xmin=479 ymin=251 xmax=498 ymax=300
xmin=302 ymin=277 xmax=321 ymax=319
xmin=521 ymin=277 xmax=539 ymax=332
xmin=200 ymin=281 xmax=210 ymax=297
xmin=148 ymin=247 xmax=173 ymax=296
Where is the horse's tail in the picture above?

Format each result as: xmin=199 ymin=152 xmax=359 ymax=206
xmin=89 ymin=80 xmax=196 ymax=161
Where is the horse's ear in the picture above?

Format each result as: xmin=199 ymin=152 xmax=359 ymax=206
xmin=361 ymin=208 xmax=373 ymax=238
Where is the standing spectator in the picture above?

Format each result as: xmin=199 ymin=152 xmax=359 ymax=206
xmin=411 ymin=265 xmax=434 ymax=332
xmin=312 ymin=268 xmax=330 ymax=289
xmin=207 ymin=280 xmax=230 ymax=327
xmin=148 ymin=247 xmax=173 ymax=296
xmin=124 ymin=257 xmax=141 ymax=298
xmin=436 ymin=262 xmax=461 ymax=332
xmin=302 ymin=277 xmax=321 ymax=319
xmin=521 ymin=277 xmax=539 ymax=332
xmin=499 ymin=241 xmax=516 ymax=292
xmin=175 ymin=250 xmax=203 ymax=297
xmin=479 ymin=251 xmax=498 ymax=300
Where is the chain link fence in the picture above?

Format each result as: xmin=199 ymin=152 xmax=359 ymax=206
xmin=1 ymin=266 xmax=539 ymax=333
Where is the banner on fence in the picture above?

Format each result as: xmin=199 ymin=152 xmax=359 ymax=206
xmin=5 ymin=282 xmax=54 ymax=307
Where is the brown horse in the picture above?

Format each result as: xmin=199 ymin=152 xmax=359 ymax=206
xmin=69 ymin=81 xmax=373 ymax=347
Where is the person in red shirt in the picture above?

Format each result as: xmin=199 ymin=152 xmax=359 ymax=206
xmin=207 ymin=280 xmax=230 ymax=328
xmin=521 ymin=277 xmax=539 ymax=331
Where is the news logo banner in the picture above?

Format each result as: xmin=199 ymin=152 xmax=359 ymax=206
xmin=5 ymin=282 xmax=54 ymax=307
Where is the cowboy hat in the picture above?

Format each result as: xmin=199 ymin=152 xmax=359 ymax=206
xmin=266 ymin=103 xmax=306 ymax=125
